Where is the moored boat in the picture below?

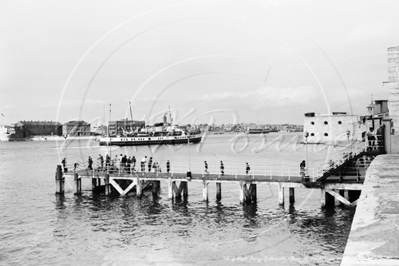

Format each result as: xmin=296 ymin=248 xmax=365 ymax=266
xmin=99 ymin=130 xmax=202 ymax=146
xmin=246 ymin=128 xmax=270 ymax=134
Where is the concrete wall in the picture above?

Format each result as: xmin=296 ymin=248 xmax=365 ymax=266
xmin=387 ymin=46 xmax=399 ymax=134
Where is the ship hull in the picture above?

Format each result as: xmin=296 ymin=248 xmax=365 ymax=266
xmin=99 ymin=135 xmax=202 ymax=146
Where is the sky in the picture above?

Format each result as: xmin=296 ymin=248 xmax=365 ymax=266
xmin=1 ymin=0 xmax=398 ymax=126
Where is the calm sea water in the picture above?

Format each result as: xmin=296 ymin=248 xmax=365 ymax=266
xmin=0 ymin=133 xmax=355 ymax=266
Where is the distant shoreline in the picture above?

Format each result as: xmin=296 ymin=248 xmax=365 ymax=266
xmin=31 ymin=135 xmax=99 ymax=141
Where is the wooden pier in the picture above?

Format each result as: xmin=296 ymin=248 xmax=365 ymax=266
xmin=56 ymin=158 xmax=368 ymax=207
xmin=56 ymin=124 xmax=388 ymax=208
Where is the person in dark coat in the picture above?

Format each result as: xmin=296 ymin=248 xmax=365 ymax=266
xmin=204 ymin=161 xmax=208 ymax=174
xmin=98 ymin=154 xmax=104 ymax=169
xmin=132 ymin=156 xmax=136 ymax=172
xmin=166 ymin=160 xmax=170 ymax=173
xmin=126 ymin=157 xmax=131 ymax=174
xmin=245 ymin=162 xmax=250 ymax=175
xmin=148 ymin=157 xmax=153 ymax=172
xmin=61 ymin=158 xmax=66 ymax=172
xmin=220 ymin=161 xmax=224 ymax=176
xmin=105 ymin=154 xmax=110 ymax=171
xmin=121 ymin=155 xmax=127 ymax=172
xmin=300 ymin=160 xmax=306 ymax=180
xmin=88 ymin=156 xmax=93 ymax=170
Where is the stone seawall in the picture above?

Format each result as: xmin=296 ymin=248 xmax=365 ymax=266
xmin=341 ymin=154 xmax=399 ymax=265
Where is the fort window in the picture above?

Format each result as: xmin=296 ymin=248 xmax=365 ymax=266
xmin=310 ymin=133 xmax=315 ymax=136
xmin=324 ymin=121 xmax=328 ymax=125
xmin=338 ymin=121 xmax=342 ymax=125
xmin=310 ymin=121 xmax=315 ymax=125
xmin=324 ymin=133 xmax=328 ymax=136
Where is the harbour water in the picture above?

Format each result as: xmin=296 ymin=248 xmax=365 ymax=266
xmin=0 ymin=133 xmax=355 ymax=266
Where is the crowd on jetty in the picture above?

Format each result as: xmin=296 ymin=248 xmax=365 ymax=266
xmin=61 ymin=155 xmax=253 ymax=176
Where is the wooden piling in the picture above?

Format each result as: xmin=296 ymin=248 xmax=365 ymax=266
xmin=152 ymin=180 xmax=160 ymax=196
xmin=278 ymin=183 xmax=284 ymax=205
xmin=92 ymin=177 xmax=97 ymax=192
xmin=74 ymin=172 xmax=81 ymax=195
xmin=203 ymin=180 xmax=208 ymax=201
xmin=250 ymin=184 xmax=257 ymax=203
xmin=168 ymin=178 xmax=173 ymax=199
xmin=136 ymin=177 xmax=142 ymax=198
xmin=239 ymin=182 xmax=245 ymax=204
xmin=55 ymin=165 xmax=64 ymax=194
xmin=321 ymin=189 xmax=335 ymax=208
xmin=289 ymin=187 xmax=295 ymax=204
xmin=104 ymin=174 xmax=110 ymax=196
xmin=216 ymin=182 xmax=222 ymax=201
xmin=183 ymin=181 xmax=188 ymax=199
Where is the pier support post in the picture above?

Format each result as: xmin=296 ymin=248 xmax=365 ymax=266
xmin=239 ymin=182 xmax=244 ymax=204
xmin=203 ymin=181 xmax=208 ymax=201
xmin=321 ymin=189 xmax=334 ymax=208
xmin=92 ymin=177 xmax=97 ymax=192
xmin=183 ymin=181 xmax=188 ymax=199
xmin=249 ymin=184 xmax=257 ymax=204
xmin=278 ymin=183 xmax=284 ymax=205
xmin=289 ymin=187 xmax=295 ymax=204
xmin=239 ymin=182 xmax=257 ymax=204
xmin=168 ymin=178 xmax=174 ymax=199
xmin=152 ymin=180 xmax=160 ymax=196
xmin=55 ymin=165 xmax=64 ymax=194
xmin=74 ymin=172 xmax=81 ymax=195
xmin=104 ymin=174 xmax=110 ymax=196
xmin=216 ymin=182 xmax=222 ymax=201
xmin=136 ymin=177 xmax=142 ymax=198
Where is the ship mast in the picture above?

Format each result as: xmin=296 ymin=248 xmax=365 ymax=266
xmin=168 ymin=105 xmax=172 ymax=126
xmin=129 ymin=101 xmax=133 ymax=132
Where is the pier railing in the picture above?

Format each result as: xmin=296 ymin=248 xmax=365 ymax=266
xmin=61 ymin=139 xmax=381 ymax=183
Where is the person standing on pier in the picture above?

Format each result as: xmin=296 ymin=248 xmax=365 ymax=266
xmin=166 ymin=160 xmax=170 ymax=173
xmin=246 ymin=162 xmax=250 ymax=176
xmin=148 ymin=157 xmax=153 ymax=172
xmin=88 ymin=156 xmax=93 ymax=170
xmin=105 ymin=154 xmax=110 ymax=171
xmin=141 ymin=156 xmax=147 ymax=172
xmin=132 ymin=156 xmax=136 ymax=172
xmin=152 ymin=161 xmax=157 ymax=173
xmin=204 ymin=161 xmax=208 ymax=174
xmin=61 ymin=158 xmax=66 ymax=172
xmin=300 ymin=160 xmax=306 ymax=180
xmin=126 ymin=156 xmax=131 ymax=174
xmin=220 ymin=161 xmax=224 ymax=176
xmin=98 ymin=154 xmax=104 ymax=169
xmin=121 ymin=155 xmax=127 ymax=172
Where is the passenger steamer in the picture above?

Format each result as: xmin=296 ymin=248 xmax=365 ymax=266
xmin=99 ymin=129 xmax=202 ymax=146
xmin=99 ymin=108 xmax=202 ymax=146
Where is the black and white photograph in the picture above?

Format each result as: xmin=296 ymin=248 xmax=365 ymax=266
xmin=1 ymin=1 xmax=399 ymax=265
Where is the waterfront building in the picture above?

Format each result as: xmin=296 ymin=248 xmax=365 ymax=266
xmin=19 ymin=120 xmax=62 ymax=136
xmin=6 ymin=122 xmax=28 ymax=139
xmin=6 ymin=120 xmax=62 ymax=139
xmin=303 ymin=112 xmax=367 ymax=144
xmin=62 ymin=120 xmax=91 ymax=136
